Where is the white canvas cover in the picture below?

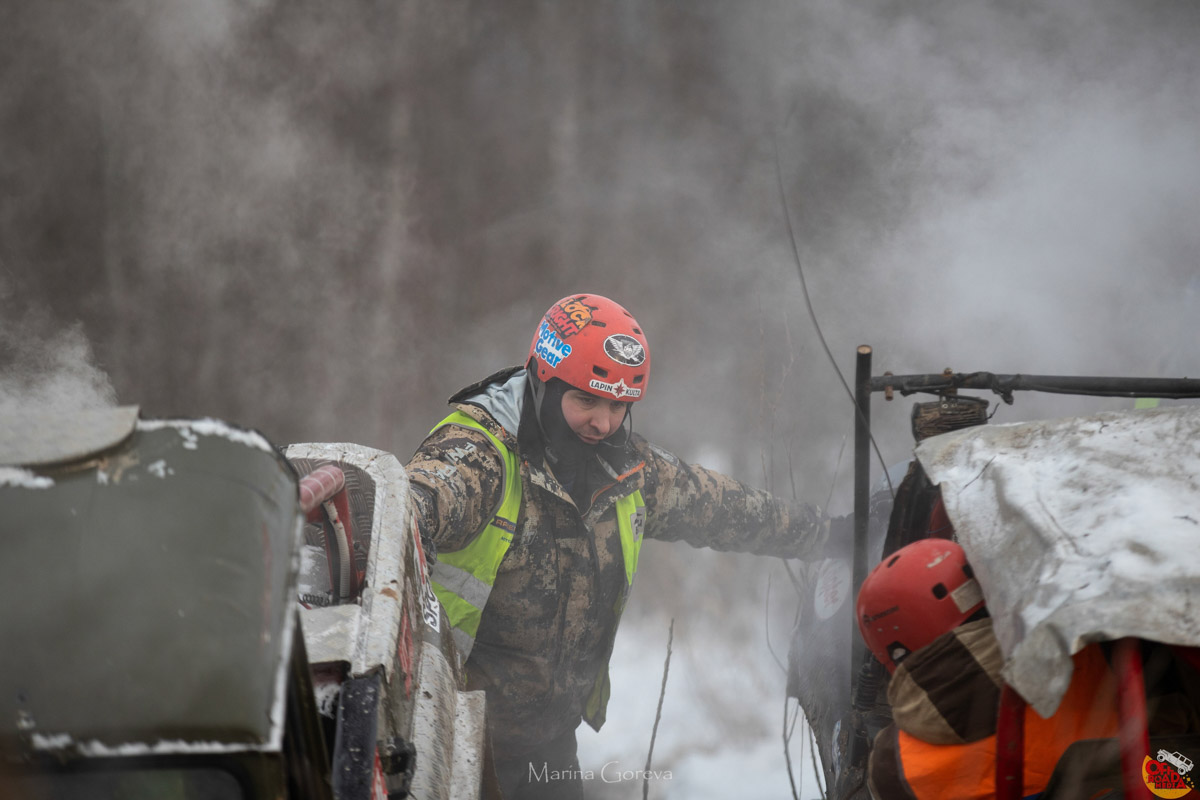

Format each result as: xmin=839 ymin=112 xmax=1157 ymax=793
xmin=915 ymin=404 xmax=1200 ymax=717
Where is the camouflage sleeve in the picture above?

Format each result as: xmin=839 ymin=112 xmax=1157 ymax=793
xmin=638 ymin=439 xmax=829 ymax=560
xmin=405 ymin=424 xmax=506 ymax=553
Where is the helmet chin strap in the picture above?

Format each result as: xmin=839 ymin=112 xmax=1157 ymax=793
xmin=528 ymin=360 xmax=549 ymax=421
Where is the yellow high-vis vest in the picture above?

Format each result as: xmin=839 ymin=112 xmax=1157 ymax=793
xmin=427 ymin=410 xmax=644 ymax=729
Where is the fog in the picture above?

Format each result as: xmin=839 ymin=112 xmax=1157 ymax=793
xmin=4 ymin=1 xmax=1198 ymax=796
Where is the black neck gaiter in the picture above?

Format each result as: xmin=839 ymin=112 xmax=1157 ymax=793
xmin=520 ymin=377 xmax=631 ymax=512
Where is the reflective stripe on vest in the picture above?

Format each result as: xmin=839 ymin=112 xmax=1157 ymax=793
xmin=427 ymin=412 xmax=522 ymax=661
xmin=426 ymin=411 xmax=645 ymax=730
xmin=895 ymin=645 xmax=1121 ymax=800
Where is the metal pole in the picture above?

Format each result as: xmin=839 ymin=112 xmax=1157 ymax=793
xmin=867 ymin=372 xmax=1200 ymax=399
xmin=995 ymin=684 xmax=1027 ymax=800
xmin=1114 ymin=639 xmax=1153 ymax=800
xmin=852 ymin=345 xmax=872 ymax=685
xmin=837 ymin=345 xmax=874 ymax=796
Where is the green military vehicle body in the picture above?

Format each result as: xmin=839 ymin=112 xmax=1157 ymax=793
xmin=0 ymin=407 xmax=485 ymax=800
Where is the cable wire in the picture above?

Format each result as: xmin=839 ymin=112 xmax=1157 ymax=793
xmin=772 ymin=131 xmax=896 ymax=501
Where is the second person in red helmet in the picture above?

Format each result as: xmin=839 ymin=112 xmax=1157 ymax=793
xmin=405 ymin=293 xmax=835 ymax=799
xmin=857 ymin=538 xmax=1122 ymax=800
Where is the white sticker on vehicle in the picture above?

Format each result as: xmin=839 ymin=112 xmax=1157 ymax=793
xmin=814 ymin=559 xmax=851 ymax=621
xmin=421 ymin=583 xmax=441 ymax=632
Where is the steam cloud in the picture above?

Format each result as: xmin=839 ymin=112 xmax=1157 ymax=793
xmin=4 ymin=0 xmax=1199 ymax=796
xmin=0 ymin=314 xmax=117 ymax=417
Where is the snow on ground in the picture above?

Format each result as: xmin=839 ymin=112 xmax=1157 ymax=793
xmin=576 ymin=553 xmax=826 ymax=799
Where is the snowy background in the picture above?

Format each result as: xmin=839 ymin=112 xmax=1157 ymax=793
xmin=4 ymin=1 xmax=1200 ymax=797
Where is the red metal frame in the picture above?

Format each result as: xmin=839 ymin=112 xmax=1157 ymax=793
xmin=995 ymin=684 xmax=1026 ymax=800
xmin=994 ymin=639 xmax=1156 ymax=800
xmin=1113 ymin=638 xmax=1153 ymax=800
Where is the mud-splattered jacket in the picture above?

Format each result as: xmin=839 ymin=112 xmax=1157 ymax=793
xmin=405 ymin=367 xmax=829 ymax=751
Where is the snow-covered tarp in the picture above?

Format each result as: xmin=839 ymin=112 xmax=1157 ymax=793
xmin=915 ymin=404 xmax=1200 ymax=718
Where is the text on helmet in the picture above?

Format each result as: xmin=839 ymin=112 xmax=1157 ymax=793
xmin=589 ymin=378 xmax=641 ymax=399
xmin=547 ymin=296 xmax=593 ymax=337
xmin=535 ymin=321 xmax=572 ymax=368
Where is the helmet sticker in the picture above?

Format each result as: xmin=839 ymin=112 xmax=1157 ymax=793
xmin=603 ymin=334 xmax=646 ymax=366
xmin=951 ymin=578 xmax=984 ymax=613
xmin=589 ymin=378 xmax=641 ymax=399
xmin=533 ymin=321 xmax=572 ymax=368
xmin=862 ymin=605 xmax=900 ymax=624
xmin=546 ymin=296 xmax=594 ymax=338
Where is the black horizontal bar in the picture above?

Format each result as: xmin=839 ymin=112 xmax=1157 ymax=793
xmin=867 ymin=372 xmax=1200 ymax=399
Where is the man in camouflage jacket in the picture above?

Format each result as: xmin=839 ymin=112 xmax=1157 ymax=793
xmin=406 ymin=295 xmax=830 ymax=799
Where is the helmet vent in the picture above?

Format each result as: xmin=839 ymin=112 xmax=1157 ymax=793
xmin=962 ymin=564 xmax=975 ymax=579
xmin=886 ymin=555 xmax=901 ymax=568
xmin=592 ymin=365 xmax=609 ymax=378
xmin=590 ymin=320 xmax=607 ymax=328
xmin=632 ymin=374 xmax=644 ymax=384
xmin=632 ymin=326 xmax=642 ymax=334
xmin=932 ymin=583 xmax=948 ymax=599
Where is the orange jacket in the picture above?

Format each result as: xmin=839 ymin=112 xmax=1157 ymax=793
xmin=889 ymin=645 xmax=1120 ymax=800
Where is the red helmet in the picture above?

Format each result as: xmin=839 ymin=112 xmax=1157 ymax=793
xmin=528 ymin=294 xmax=650 ymax=402
xmin=856 ymin=538 xmax=986 ymax=673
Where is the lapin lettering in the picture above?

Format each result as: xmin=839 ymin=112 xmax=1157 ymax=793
xmin=588 ymin=378 xmax=641 ymax=399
